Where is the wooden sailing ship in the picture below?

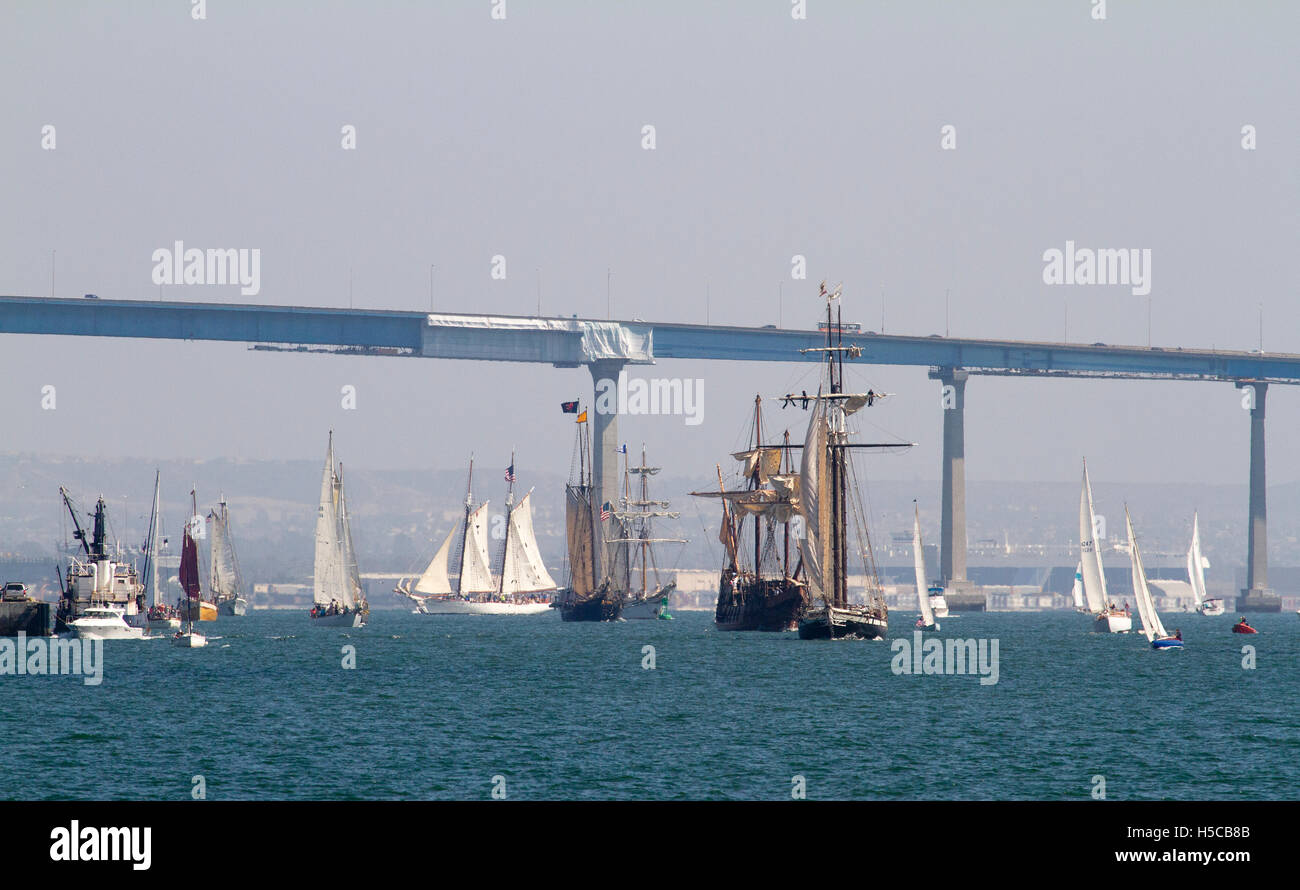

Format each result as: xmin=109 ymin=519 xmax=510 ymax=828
xmin=795 ymin=283 xmax=906 ymax=640
xmin=555 ymin=411 xmax=622 ymax=621
xmin=614 ymin=444 xmax=685 ymax=619
xmin=692 ymin=396 xmax=808 ymax=631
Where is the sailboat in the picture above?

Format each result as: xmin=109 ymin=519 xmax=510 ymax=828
xmin=172 ymin=490 xmax=208 ymax=648
xmin=1079 ymin=461 xmax=1133 ymax=633
xmin=134 ymin=471 xmax=180 ymax=631
xmin=692 ymin=397 xmax=809 ymax=631
xmin=912 ymin=503 xmax=939 ymax=631
xmin=209 ymin=496 xmax=248 ymax=616
xmin=555 ymin=411 xmax=623 ymax=621
xmin=796 ymin=283 xmax=908 ymax=640
xmin=1126 ymin=506 xmax=1183 ymax=650
xmin=1187 ymin=512 xmax=1222 ymax=616
xmin=309 ymin=432 xmax=369 ymax=627
xmin=616 ymin=445 xmax=685 ymax=619
xmin=177 ymin=490 xmax=218 ymax=623
xmin=399 ymin=455 xmax=556 ymax=615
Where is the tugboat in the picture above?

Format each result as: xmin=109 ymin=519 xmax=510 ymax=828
xmin=55 ymin=488 xmax=148 ymax=636
xmin=692 ymin=396 xmax=808 ymax=631
xmin=554 ymin=410 xmax=623 ymax=621
xmin=795 ymin=282 xmax=910 ymax=641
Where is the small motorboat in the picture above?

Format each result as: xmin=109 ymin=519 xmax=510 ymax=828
xmin=1232 ymin=618 xmax=1258 ymax=634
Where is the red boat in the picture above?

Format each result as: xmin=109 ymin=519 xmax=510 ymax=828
xmin=1232 ymin=618 xmax=1258 ymax=634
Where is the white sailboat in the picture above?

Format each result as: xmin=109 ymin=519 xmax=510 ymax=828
xmin=1186 ymin=512 xmax=1222 ymax=616
xmin=172 ymin=489 xmax=208 ymax=648
xmin=132 ymin=471 xmax=180 ymax=631
xmin=399 ymin=457 xmax=555 ymax=615
xmin=912 ymin=503 xmax=939 ymax=631
xmin=209 ymin=496 xmax=248 ymax=616
xmin=310 ymin=432 xmax=369 ymax=627
xmin=1126 ymin=507 xmax=1182 ymax=650
xmin=1079 ymin=461 xmax=1133 ymax=633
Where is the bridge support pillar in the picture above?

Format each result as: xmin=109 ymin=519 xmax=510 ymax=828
xmin=930 ymin=367 xmax=982 ymax=609
xmin=1239 ymin=382 xmax=1280 ymax=612
xmin=588 ymin=359 xmax=624 ymax=580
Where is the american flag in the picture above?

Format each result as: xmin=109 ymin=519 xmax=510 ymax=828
xmin=600 ymin=501 xmax=612 ymax=521
xmin=504 ymin=464 xmax=516 ymax=483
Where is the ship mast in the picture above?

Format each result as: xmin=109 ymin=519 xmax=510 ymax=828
xmin=497 ymin=449 xmax=516 ymax=597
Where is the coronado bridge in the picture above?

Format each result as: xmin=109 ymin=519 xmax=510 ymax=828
xmin=2 ymin=293 xmax=1295 ymax=611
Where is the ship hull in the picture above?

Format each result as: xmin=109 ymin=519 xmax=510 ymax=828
xmin=714 ymin=576 xmax=807 ymax=632
xmin=221 ymin=598 xmax=247 ymax=617
xmin=1198 ymin=599 xmax=1225 ymax=616
xmin=798 ymin=606 xmax=888 ymax=640
xmin=171 ymin=632 xmax=207 ymax=648
xmin=556 ymin=589 xmax=622 ymax=622
xmin=414 ymin=598 xmax=552 ymax=616
xmin=1092 ymin=612 xmax=1133 ymax=633
xmin=622 ymin=596 xmax=665 ymax=620
xmin=309 ymin=610 xmax=367 ymax=627
xmin=180 ymin=600 xmax=219 ymax=622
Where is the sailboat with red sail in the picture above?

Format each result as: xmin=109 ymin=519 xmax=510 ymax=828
xmin=172 ymin=489 xmax=208 ymax=648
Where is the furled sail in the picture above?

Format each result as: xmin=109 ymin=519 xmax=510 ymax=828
xmin=502 ymin=491 xmax=558 ymax=594
xmin=798 ymin=395 xmax=830 ymax=601
xmin=1186 ymin=512 xmax=1207 ymax=608
xmin=732 ymin=447 xmax=784 ymax=484
xmin=459 ymin=501 xmax=496 ymax=594
xmin=1126 ymin=508 xmax=1167 ymax=642
xmin=414 ymin=526 xmax=456 ymax=595
xmin=565 ymin=483 xmax=596 ymax=598
xmin=1078 ymin=462 xmax=1109 ymax=613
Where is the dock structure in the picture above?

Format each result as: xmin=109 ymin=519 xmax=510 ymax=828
xmin=2 ymin=295 xmax=1294 ymax=610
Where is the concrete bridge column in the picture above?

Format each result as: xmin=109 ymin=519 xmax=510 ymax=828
xmin=929 ymin=367 xmax=979 ymax=610
xmin=1240 ymin=382 xmax=1280 ymax=611
xmin=588 ymin=359 xmax=624 ymax=579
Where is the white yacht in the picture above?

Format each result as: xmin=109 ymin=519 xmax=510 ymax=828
xmin=71 ymin=604 xmax=146 ymax=641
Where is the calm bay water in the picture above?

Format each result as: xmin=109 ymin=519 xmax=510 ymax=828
xmin=2 ymin=610 xmax=1296 ymax=800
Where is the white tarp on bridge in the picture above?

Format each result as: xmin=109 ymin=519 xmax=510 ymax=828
xmin=425 ymin=314 xmax=653 ymax=363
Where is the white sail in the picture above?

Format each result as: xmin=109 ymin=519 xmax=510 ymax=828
xmin=313 ymin=436 xmax=342 ymax=605
xmin=913 ymin=507 xmax=936 ymax=626
xmin=415 ymin=526 xmax=456 ymax=595
xmin=208 ymin=501 xmax=245 ymax=602
xmin=336 ymin=471 xmax=363 ymax=608
xmin=798 ymin=396 xmax=828 ymax=601
xmin=1126 ymin=508 xmax=1167 ymax=642
xmin=501 ymin=490 xmax=558 ymax=594
xmin=1071 ymin=562 xmax=1085 ymax=610
xmin=1078 ymin=462 xmax=1109 ymax=613
xmin=144 ymin=471 xmax=162 ymax=607
xmin=459 ymin=501 xmax=496 ymax=594
xmin=1186 ymin=512 xmax=1207 ymax=607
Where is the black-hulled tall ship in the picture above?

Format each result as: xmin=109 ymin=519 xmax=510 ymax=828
xmin=692 ymin=396 xmax=809 ymax=631
xmin=554 ymin=411 xmax=623 ymax=621
xmin=795 ymin=282 xmax=907 ymax=640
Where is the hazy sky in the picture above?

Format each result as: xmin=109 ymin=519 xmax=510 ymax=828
xmin=2 ymin=1 xmax=1297 ymax=495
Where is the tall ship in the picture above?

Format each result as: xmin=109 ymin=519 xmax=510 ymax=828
xmin=178 ymin=489 xmax=218 ymax=623
xmin=613 ymin=444 xmax=685 ymax=620
xmin=310 ymin=432 xmax=369 ymax=627
xmin=208 ymin=495 xmax=248 ymax=616
xmin=796 ymin=283 xmax=906 ymax=640
xmin=693 ymin=396 xmax=808 ymax=631
xmin=1078 ymin=460 xmax=1133 ymax=633
xmin=555 ymin=411 xmax=623 ymax=621
xmin=55 ymin=487 xmax=147 ymax=639
xmin=397 ymin=455 xmax=556 ymax=615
